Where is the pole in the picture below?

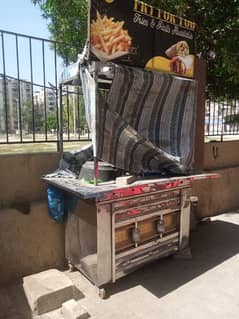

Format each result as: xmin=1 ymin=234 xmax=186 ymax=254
xmin=93 ymin=62 xmax=98 ymax=186
xmin=58 ymin=83 xmax=64 ymax=157
xmin=73 ymin=88 xmax=76 ymax=137
xmin=194 ymin=57 xmax=206 ymax=170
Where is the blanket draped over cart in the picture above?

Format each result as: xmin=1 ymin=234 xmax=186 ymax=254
xmin=81 ymin=65 xmax=197 ymax=175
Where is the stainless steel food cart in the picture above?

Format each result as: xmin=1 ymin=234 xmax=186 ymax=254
xmin=44 ymin=173 xmax=218 ymax=297
xmin=43 ymin=0 xmax=220 ymax=298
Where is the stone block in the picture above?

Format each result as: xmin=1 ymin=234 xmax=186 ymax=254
xmin=61 ymin=299 xmax=90 ymax=319
xmin=23 ymin=269 xmax=79 ymax=315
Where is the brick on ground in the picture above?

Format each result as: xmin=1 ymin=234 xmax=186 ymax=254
xmin=23 ymin=269 xmax=81 ymax=315
xmin=61 ymin=299 xmax=90 ymax=319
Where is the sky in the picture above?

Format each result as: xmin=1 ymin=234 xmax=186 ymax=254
xmin=0 ymin=0 xmax=64 ymax=88
xmin=0 ymin=0 xmax=50 ymax=38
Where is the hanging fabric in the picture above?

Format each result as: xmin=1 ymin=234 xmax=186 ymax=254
xmin=82 ymin=64 xmax=197 ymax=175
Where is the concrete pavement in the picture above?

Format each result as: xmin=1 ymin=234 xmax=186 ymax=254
xmin=1 ymin=212 xmax=239 ymax=319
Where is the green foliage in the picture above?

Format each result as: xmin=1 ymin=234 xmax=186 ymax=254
xmin=224 ymin=114 xmax=239 ymax=125
xmin=147 ymin=0 xmax=239 ymax=98
xmin=62 ymin=89 xmax=87 ymax=133
xmin=32 ymin=0 xmax=239 ymax=97
xmin=21 ymin=100 xmax=45 ymax=133
xmin=32 ymin=0 xmax=88 ymax=62
xmin=47 ymin=113 xmax=57 ymax=131
xmin=19 ymin=91 xmax=87 ymax=135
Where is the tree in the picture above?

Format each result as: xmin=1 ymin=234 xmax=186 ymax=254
xmin=147 ymin=0 xmax=239 ymax=98
xmin=62 ymin=88 xmax=87 ymax=135
xmin=33 ymin=0 xmax=239 ymax=98
xmin=21 ymin=100 xmax=45 ymax=134
xmin=47 ymin=113 xmax=57 ymax=132
xmin=32 ymin=0 xmax=88 ymax=62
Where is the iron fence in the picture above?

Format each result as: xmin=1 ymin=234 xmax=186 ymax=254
xmin=0 ymin=29 xmax=90 ymax=149
xmin=205 ymin=96 xmax=239 ymax=140
xmin=1 ymin=30 xmax=239 ymax=147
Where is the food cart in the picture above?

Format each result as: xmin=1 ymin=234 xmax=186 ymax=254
xmin=44 ymin=0 xmax=218 ymax=298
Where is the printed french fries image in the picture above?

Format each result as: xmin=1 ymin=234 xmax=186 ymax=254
xmin=91 ymin=11 xmax=132 ymax=61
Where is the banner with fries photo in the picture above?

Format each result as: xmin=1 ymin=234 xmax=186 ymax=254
xmin=89 ymin=0 xmax=196 ymax=78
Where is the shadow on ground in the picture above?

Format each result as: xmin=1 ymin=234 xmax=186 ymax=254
xmin=1 ymin=218 xmax=239 ymax=317
xmin=0 ymin=282 xmax=32 ymax=319
xmin=107 ymin=219 xmax=239 ymax=298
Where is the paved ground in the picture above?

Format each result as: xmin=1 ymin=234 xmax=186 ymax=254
xmin=1 ymin=212 xmax=239 ymax=319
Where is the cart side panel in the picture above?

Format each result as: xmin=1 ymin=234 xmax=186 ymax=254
xmin=179 ymin=188 xmax=191 ymax=250
xmin=97 ymin=203 xmax=112 ymax=286
xmin=65 ymin=200 xmax=97 ymax=270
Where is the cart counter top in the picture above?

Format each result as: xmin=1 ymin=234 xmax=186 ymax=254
xmin=43 ymin=172 xmax=219 ymax=202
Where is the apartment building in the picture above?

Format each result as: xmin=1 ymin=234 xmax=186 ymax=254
xmin=0 ymin=78 xmax=32 ymax=133
xmin=34 ymin=89 xmax=56 ymax=113
xmin=0 ymin=78 xmax=57 ymax=135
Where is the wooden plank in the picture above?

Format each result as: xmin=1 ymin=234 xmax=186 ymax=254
xmin=115 ymin=175 xmax=137 ymax=186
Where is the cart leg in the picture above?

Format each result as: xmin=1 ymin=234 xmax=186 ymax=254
xmin=173 ymin=247 xmax=192 ymax=260
xmin=96 ymin=287 xmax=106 ymax=299
xmin=68 ymin=261 xmax=77 ymax=272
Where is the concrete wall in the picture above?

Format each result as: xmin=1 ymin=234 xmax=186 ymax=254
xmin=203 ymin=141 xmax=239 ymax=170
xmin=0 ymin=202 xmax=65 ymax=285
xmin=0 ymin=152 xmax=65 ymax=285
xmin=192 ymin=141 xmax=239 ymax=218
xmin=0 ymin=152 xmax=59 ymax=208
xmin=0 ymin=143 xmax=239 ymax=284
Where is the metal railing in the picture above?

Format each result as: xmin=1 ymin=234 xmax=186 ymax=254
xmin=205 ymin=96 xmax=239 ymax=141
xmin=1 ymin=29 xmax=239 ymax=147
xmin=0 ymin=29 xmax=90 ymax=149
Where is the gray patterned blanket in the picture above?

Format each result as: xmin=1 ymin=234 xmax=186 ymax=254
xmin=82 ymin=65 xmax=197 ymax=175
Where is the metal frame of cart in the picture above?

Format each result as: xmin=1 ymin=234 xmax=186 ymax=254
xmin=44 ymin=173 xmax=218 ymax=298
